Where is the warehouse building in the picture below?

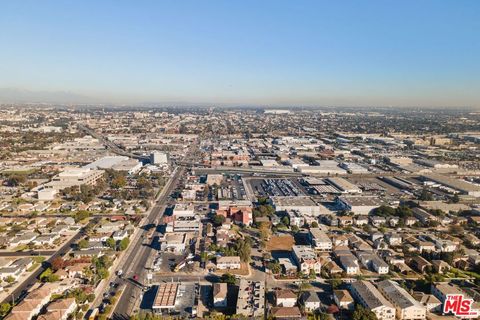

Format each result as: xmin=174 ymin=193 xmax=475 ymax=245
xmin=422 ymin=174 xmax=480 ymax=197
xmin=271 ymin=196 xmax=329 ymax=216
xmin=326 ymin=177 xmax=362 ymax=194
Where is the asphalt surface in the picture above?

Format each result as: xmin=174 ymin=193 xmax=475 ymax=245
xmin=110 ymin=166 xmax=185 ymax=319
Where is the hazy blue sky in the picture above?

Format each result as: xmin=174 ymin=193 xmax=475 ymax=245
xmin=0 ymin=1 xmax=479 ymax=107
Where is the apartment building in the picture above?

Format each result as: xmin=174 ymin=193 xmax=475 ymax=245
xmin=309 ymin=228 xmax=332 ymax=252
xmin=350 ymin=280 xmax=396 ymax=320
xmin=213 ymin=283 xmax=228 ymax=308
xmin=377 ymin=280 xmax=426 ymax=320
xmin=292 ymin=245 xmax=321 ymax=275
xmin=216 ymin=256 xmax=241 ymax=270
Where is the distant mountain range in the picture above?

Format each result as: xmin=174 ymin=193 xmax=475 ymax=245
xmin=0 ymin=88 xmax=94 ymax=104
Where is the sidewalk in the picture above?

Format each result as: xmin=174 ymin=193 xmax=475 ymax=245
xmin=0 ymin=264 xmax=42 ymax=303
xmin=90 ymin=213 xmax=148 ymax=309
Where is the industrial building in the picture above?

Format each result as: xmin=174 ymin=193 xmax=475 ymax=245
xmin=150 ymin=151 xmax=169 ymax=165
xmin=326 ymin=177 xmax=362 ymax=194
xmin=271 ymin=196 xmax=327 ymax=216
xmin=422 ymin=174 xmax=480 ymax=197
xmin=336 ymin=196 xmax=383 ymax=215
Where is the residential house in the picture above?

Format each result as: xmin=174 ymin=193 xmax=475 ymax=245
xmin=287 ymin=210 xmax=305 ymax=228
xmin=33 ymin=234 xmax=59 ymax=246
xmin=357 ymin=252 xmax=389 ymax=274
xmin=324 ymin=260 xmax=343 ymax=276
xmin=417 ymin=241 xmax=435 ymax=252
xmin=409 ymin=256 xmax=432 ymax=273
xmin=275 ymin=289 xmax=297 ymax=307
xmin=278 ymin=257 xmax=298 ymax=276
xmin=432 ymin=238 xmax=457 ymax=253
xmin=354 ymin=216 xmax=369 ymax=226
xmin=270 ymin=306 xmax=303 ymax=319
xmin=301 ymin=291 xmax=321 ymax=312
xmin=412 ymin=293 xmax=442 ymax=313
xmin=9 ymin=232 xmax=38 ymax=247
xmin=38 ymin=298 xmax=77 ymax=320
xmin=339 ymin=255 xmax=359 ymax=275
xmin=337 ymin=216 xmax=353 ymax=227
xmin=386 ymin=233 xmax=402 ymax=246
xmin=370 ymin=216 xmax=387 ymax=227
xmin=431 ymin=260 xmax=450 ymax=274
xmin=112 ymin=230 xmax=128 ymax=241
xmin=334 ymin=290 xmax=354 ymax=311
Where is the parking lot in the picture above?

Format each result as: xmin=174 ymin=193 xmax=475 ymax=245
xmin=249 ymin=178 xmax=306 ymax=197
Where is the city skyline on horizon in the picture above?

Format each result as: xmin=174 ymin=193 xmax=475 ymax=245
xmin=1 ymin=1 xmax=479 ymax=108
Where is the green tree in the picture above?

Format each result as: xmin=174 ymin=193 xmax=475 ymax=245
xmin=5 ymin=276 xmax=15 ymax=284
xmin=220 ymin=273 xmax=236 ymax=285
xmin=119 ymin=237 xmax=130 ymax=251
xmin=77 ymin=239 xmax=89 ymax=249
xmin=213 ymin=214 xmax=226 ymax=226
xmin=419 ymin=189 xmax=433 ymax=201
xmin=353 ymin=305 xmax=378 ymax=320
xmin=395 ymin=206 xmax=413 ymax=218
xmin=74 ymin=210 xmax=91 ymax=222
xmin=268 ymin=261 xmax=282 ymax=274
xmin=106 ymin=237 xmax=116 ymax=250
xmin=39 ymin=268 xmax=59 ymax=282
xmin=97 ymin=268 xmax=109 ymax=279
xmin=111 ymin=176 xmax=127 ymax=189
xmin=310 ymin=221 xmax=319 ymax=228
xmin=237 ymin=239 xmax=251 ymax=263
xmin=330 ymin=278 xmax=342 ymax=289
xmin=0 ymin=303 xmax=11 ymax=317
xmin=373 ymin=205 xmax=396 ymax=217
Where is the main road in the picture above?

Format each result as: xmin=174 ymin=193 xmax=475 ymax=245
xmin=109 ymin=165 xmax=185 ymax=320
